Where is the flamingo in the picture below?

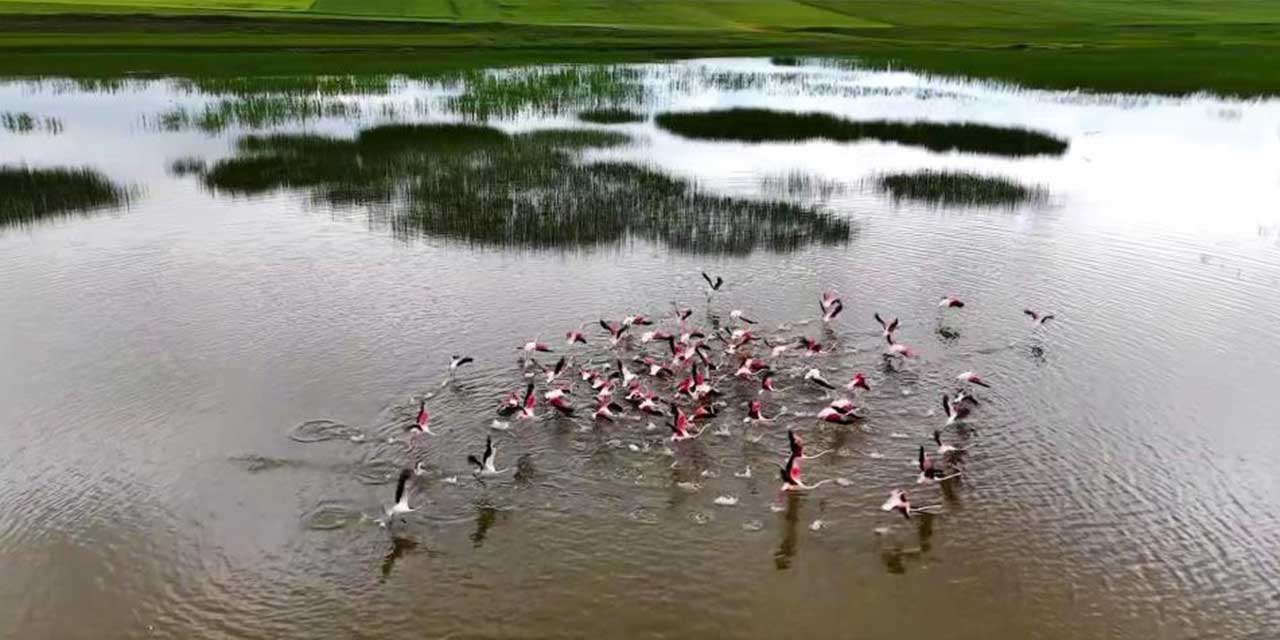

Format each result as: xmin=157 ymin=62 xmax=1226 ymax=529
xmin=599 ymin=319 xmax=629 ymax=347
xmin=884 ymin=334 xmax=916 ymax=358
xmin=382 ymin=469 xmax=415 ymax=525
xmin=942 ymin=394 xmax=970 ymax=426
xmin=1024 ymin=309 xmax=1055 ymax=326
xmin=874 ymin=313 xmax=900 ymax=338
xmin=668 ymin=404 xmax=705 ymax=441
xmin=744 ymin=399 xmax=776 ymax=423
xmin=778 ymin=451 xmax=835 ymax=491
xmin=846 ymin=371 xmax=870 ymax=392
xmin=520 ymin=341 xmax=553 ymax=354
xmin=729 ymin=309 xmax=756 ymax=325
xmin=516 ymin=382 xmax=537 ymax=420
xmin=449 ymin=355 xmax=474 ymax=375
xmin=956 ymin=371 xmax=991 ymax=388
xmin=821 ymin=298 xmax=843 ymax=323
xmin=804 ymin=368 xmax=836 ymax=390
xmin=938 ymin=296 xmax=965 ymax=308
xmin=593 ymin=398 xmax=625 ymax=422
xmin=468 ymin=436 xmax=509 ymax=477
xmin=702 ymin=272 xmax=724 ymax=292
xmin=408 ymin=400 xmax=436 ymax=443
xmin=798 ymin=336 xmax=823 ymax=356
xmin=544 ymin=387 xmax=574 ymax=416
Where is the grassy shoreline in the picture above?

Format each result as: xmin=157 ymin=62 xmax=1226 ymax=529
xmin=0 ymin=11 xmax=1277 ymax=96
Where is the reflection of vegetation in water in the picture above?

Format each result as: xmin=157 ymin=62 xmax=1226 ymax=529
xmin=0 ymin=166 xmax=131 ymax=228
xmin=448 ymin=66 xmax=645 ymax=119
xmin=760 ymin=171 xmax=846 ymax=201
xmin=656 ymin=108 xmax=1069 ymax=158
xmin=578 ymin=108 xmax=645 ymax=124
xmin=770 ymin=56 xmax=803 ymax=67
xmin=2 ymin=112 xmax=63 ymax=134
xmin=876 ymin=170 xmax=1047 ymax=207
xmin=199 ymin=124 xmax=849 ymax=253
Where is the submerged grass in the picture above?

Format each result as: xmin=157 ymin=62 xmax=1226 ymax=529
xmin=577 ymin=108 xmax=645 ymax=124
xmin=0 ymin=166 xmax=130 ymax=227
xmin=656 ymin=108 xmax=1068 ymax=158
xmin=198 ymin=123 xmax=849 ymax=253
xmin=876 ymin=170 xmax=1046 ymax=207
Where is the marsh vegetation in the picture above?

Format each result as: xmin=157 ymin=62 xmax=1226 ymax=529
xmin=656 ymin=108 xmax=1069 ymax=157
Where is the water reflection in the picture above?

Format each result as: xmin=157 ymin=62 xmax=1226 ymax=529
xmin=380 ymin=536 xmax=419 ymax=581
xmin=774 ymin=493 xmax=801 ymax=570
xmin=656 ymin=108 xmax=1069 ymax=157
xmin=0 ymin=166 xmax=131 ymax=229
xmin=471 ymin=505 xmax=498 ymax=548
xmin=198 ymin=123 xmax=852 ymax=253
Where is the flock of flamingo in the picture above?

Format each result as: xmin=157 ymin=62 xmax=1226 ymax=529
xmin=382 ymin=271 xmax=1054 ymax=528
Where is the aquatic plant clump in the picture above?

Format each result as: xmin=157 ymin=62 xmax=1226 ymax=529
xmin=0 ymin=166 xmax=130 ymax=227
xmin=174 ymin=75 xmax=397 ymax=97
xmin=577 ymin=108 xmax=646 ymax=124
xmin=655 ymin=108 xmax=1069 ymax=158
xmin=198 ymin=123 xmax=849 ymax=254
xmin=154 ymin=95 xmax=362 ymax=132
xmin=447 ymin=66 xmax=646 ymax=119
xmin=876 ymin=170 xmax=1047 ymax=207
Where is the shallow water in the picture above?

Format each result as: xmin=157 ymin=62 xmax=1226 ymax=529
xmin=2 ymin=58 xmax=1280 ymax=639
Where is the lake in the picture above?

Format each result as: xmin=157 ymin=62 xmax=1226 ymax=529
xmin=2 ymin=58 xmax=1279 ymax=639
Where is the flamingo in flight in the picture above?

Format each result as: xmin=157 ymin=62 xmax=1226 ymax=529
xmin=668 ymin=403 xmax=706 ymax=441
xmin=817 ymin=404 xmax=857 ymax=424
xmin=938 ymin=296 xmax=965 ymax=308
xmin=874 ymin=313 xmax=900 ymax=338
xmin=798 ymin=336 xmax=823 ymax=356
xmin=520 ymin=341 xmax=553 ymax=354
xmin=622 ymin=314 xmax=654 ymax=327
xmin=449 ymin=355 xmax=474 ymax=375
xmin=778 ymin=451 xmax=835 ymax=492
xmin=785 ymin=429 xmax=832 ymax=460
xmin=846 ymin=371 xmax=870 ymax=392
xmin=539 ymin=356 xmax=568 ymax=384
xmin=744 ymin=399 xmax=776 ymax=423
xmin=1024 ymin=309 xmax=1056 ymax=326
xmin=942 ymin=394 xmax=970 ymax=426
xmin=804 ymin=368 xmax=837 ymax=390
xmin=884 ymin=334 xmax=916 ymax=358
xmin=956 ymin=371 xmax=991 ymax=388
xmin=468 ymin=436 xmax=509 ymax=477
xmin=599 ymin=319 xmax=629 ymax=347
xmin=407 ymin=399 xmax=436 ymax=444
xmin=820 ymin=296 xmax=844 ymax=323
xmin=729 ymin=309 xmax=756 ymax=325
xmin=382 ymin=469 xmax=415 ymax=526
xmin=933 ymin=429 xmax=962 ymax=456
xmin=544 ymin=387 xmax=574 ymax=416
xmin=565 ymin=330 xmax=587 ymax=345
xmin=516 ymin=382 xmax=537 ymax=420
xmin=593 ymin=398 xmax=625 ymax=422
xmin=702 ymin=272 xmax=724 ymax=292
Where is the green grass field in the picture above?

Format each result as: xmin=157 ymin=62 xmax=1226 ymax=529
xmin=1 ymin=0 xmax=1278 ymax=95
